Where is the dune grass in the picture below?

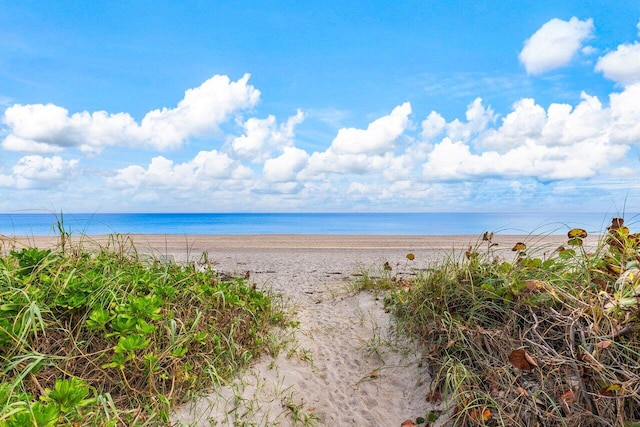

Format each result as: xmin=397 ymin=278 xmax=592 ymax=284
xmin=0 ymin=233 xmax=287 ymax=426
xmin=366 ymin=218 xmax=640 ymax=426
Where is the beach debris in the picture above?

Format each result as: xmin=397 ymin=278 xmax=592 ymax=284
xmin=400 ymin=419 xmax=417 ymax=427
xmin=469 ymin=408 xmax=491 ymax=422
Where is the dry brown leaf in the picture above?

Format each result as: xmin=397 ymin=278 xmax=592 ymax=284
xmin=512 ymin=242 xmax=527 ymax=251
xmin=610 ymin=217 xmax=624 ymax=229
xmin=560 ymin=389 xmax=576 ymax=405
xmin=596 ymin=340 xmax=612 ymax=349
xmin=524 ymin=279 xmax=547 ymax=293
xmin=469 ymin=408 xmax=491 ymax=421
xmin=509 ymin=348 xmax=537 ymax=370
xmin=515 ymin=386 xmax=530 ymax=397
xmin=370 ymin=370 xmax=379 ymax=378
xmin=426 ymin=390 xmax=442 ymax=402
xmin=401 ymin=420 xmax=417 ymax=427
xmin=406 ymin=252 xmax=415 ymax=261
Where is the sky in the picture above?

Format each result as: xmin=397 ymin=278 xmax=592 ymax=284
xmin=1 ymin=1 xmax=640 ymax=213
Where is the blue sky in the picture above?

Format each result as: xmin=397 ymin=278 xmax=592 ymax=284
xmin=1 ymin=1 xmax=640 ymax=213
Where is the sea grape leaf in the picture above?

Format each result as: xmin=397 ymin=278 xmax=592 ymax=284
xmin=568 ymin=228 xmax=588 ymax=239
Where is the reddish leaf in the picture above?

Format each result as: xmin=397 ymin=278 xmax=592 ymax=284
xmin=469 ymin=408 xmax=491 ymax=421
xmin=509 ymin=349 xmax=537 ymax=370
xmin=560 ymin=389 xmax=576 ymax=405
xmin=610 ymin=217 xmax=624 ymax=229
xmin=596 ymin=340 xmax=612 ymax=349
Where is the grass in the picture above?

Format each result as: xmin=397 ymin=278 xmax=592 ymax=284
xmin=358 ymin=219 xmax=640 ymax=426
xmin=0 ymin=231 xmax=287 ymax=426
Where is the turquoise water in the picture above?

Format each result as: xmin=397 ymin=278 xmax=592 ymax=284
xmin=0 ymin=212 xmax=633 ymax=236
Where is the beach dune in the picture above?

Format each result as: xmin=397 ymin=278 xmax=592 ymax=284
xmin=7 ymin=233 xmax=574 ymax=425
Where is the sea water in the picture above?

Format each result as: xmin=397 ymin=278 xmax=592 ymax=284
xmin=0 ymin=212 xmax=633 ymax=236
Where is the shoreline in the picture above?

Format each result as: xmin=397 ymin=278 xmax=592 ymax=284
xmin=5 ymin=233 xmax=577 ymax=251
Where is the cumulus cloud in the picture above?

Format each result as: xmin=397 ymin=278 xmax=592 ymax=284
xmin=420 ymin=111 xmax=446 ymax=141
xmin=231 ymin=110 xmax=305 ymax=162
xmin=420 ymin=85 xmax=640 ymax=183
xmin=0 ymin=155 xmax=79 ymax=189
xmin=329 ymin=103 xmax=411 ymax=155
xmin=519 ymin=17 xmax=594 ymax=75
xmin=2 ymin=74 xmax=260 ymax=154
xmin=108 ymin=149 xmax=252 ymax=190
xmin=263 ymin=146 xmax=309 ymax=182
xmin=446 ymin=98 xmax=496 ymax=142
xmin=595 ymin=42 xmax=640 ymax=86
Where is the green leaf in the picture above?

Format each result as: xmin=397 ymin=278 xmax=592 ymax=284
xmin=115 ymin=334 xmax=151 ymax=354
xmin=567 ymin=237 xmax=583 ymax=246
xmin=86 ymin=308 xmax=111 ymax=330
xmin=43 ymin=377 xmax=94 ymax=413
xmin=559 ymin=248 xmax=576 ymax=259
xmin=170 ymin=346 xmax=188 ymax=357
xmin=135 ymin=319 xmax=157 ymax=335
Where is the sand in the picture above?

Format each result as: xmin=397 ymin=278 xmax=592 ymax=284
xmin=9 ymin=233 xmax=574 ymax=426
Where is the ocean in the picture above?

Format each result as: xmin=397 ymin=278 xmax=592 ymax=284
xmin=0 ymin=212 xmax=633 ymax=236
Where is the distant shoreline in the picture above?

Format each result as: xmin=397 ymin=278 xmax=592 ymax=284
xmin=5 ymin=233 xmax=581 ymax=252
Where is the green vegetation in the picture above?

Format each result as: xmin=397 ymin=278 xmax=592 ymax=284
xmin=0 ymin=234 xmax=285 ymax=426
xmin=373 ymin=219 xmax=640 ymax=426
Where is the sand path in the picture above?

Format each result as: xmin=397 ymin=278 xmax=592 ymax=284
xmin=171 ymin=246 xmax=440 ymax=426
xmin=162 ymin=235 xmax=569 ymax=426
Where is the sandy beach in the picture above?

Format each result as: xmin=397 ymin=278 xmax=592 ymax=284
xmin=9 ymin=233 xmax=575 ymax=426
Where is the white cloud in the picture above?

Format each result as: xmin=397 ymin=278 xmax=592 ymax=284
xmin=420 ymin=111 xmax=446 ymax=141
xmin=609 ymin=82 xmax=640 ymax=144
xmin=298 ymin=103 xmax=412 ymax=178
xmin=0 ymin=155 xmax=79 ymax=189
xmin=2 ymin=134 xmax=64 ymax=153
xmin=2 ymin=74 xmax=260 ymax=154
xmin=263 ymin=146 xmax=309 ymax=182
xmin=519 ymin=17 xmax=594 ymax=75
xmin=329 ymin=103 xmax=411 ymax=155
xmin=595 ymin=42 xmax=640 ymax=86
xmin=422 ymin=137 xmax=627 ymax=182
xmin=480 ymin=98 xmax=546 ymax=151
xmin=107 ymin=149 xmax=252 ymax=191
xmin=446 ymin=98 xmax=496 ymax=142
xmin=231 ymin=110 xmax=304 ymax=162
